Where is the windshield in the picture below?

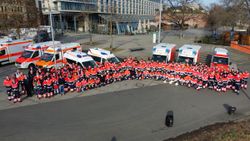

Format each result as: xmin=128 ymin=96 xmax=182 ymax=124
xmin=178 ymin=56 xmax=194 ymax=64
xmin=212 ymin=56 xmax=228 ymax=65
xmin=41 ymin=53 xmax=54 ymax=62
xmin=0 ymin=49 xmax=5 ymax=56
xmin=152 ymin=55 xmax=167 ymax=62
xmin=21 ymin=50 xmax=33 ymax=58
xmin=107 ymin=57 xmax=120 ymax=63
xmin=82 ymin=60 xmax=97 ymax=68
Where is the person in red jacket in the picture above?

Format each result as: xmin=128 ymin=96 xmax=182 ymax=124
xmin=46 ymin=77 xmax=53 ymax=97
xmin=42 ymin=77 xmax=48 ymax=98
xmin=11 ymin=78 xmax=21 ymax=103
xmin=3 ymin=76 xmax=12 ymax=101
xmin=76 ymin=79 xmax=82 ymax=92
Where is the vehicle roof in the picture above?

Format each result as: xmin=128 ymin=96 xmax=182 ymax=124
xmin=0 ymin=38 xmax=32 ymax=45
xmin=179 ymin=44 xmax=201 ymax=51
xmin=87 ymin=48 xmax=115 ymax=59
xmin=154 ymin=43 xmax=176 ymax=49
xmin=214 ymin=48 xmax=228 ymax=55
xmin=64 ymin=50 xmax=94 ymax=62
xmin=45 ymin=43 xmax=80 ymax=53
xmin=27 ymin=41 xmax=61 ymax=50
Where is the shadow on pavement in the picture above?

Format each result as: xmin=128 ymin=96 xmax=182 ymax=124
xmin=111 ymin=136 xmax=117 ymax=141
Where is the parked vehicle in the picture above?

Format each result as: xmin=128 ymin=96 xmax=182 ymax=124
xmin=0 ymin=38 xmax=33 ymax=65
xmin=15 ymin=41 xmax=61 ymax=69
xmin=210 ymin=48 xmax=230 ymax=69
xmin=152 ymin=43 xmax=176 ymax=63
xmin=35 ymin=43 xmax=81 ymax=68
xmin=177 ymin=44 xmax=201 ymax=64
xmin=64 ymin=50 xmax=97 ymax=69
xmin=87 ymin=48 xmax=120 ymax=64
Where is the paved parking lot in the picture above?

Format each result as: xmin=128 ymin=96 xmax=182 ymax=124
xmin=0 ymin=83 xmax=250 ymax=141
xmin=0 ymin=30 xmax=249 ymax=141
xmin=0 ymin=31 xmax=250 ymax=110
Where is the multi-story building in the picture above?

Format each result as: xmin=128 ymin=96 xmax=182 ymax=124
xmin=40 ymin=0 xmax=160 ymax=34
xmin=0 ymin=0 xmax=39 ymax=32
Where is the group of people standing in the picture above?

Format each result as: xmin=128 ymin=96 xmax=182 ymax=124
xmin=3 ymin=57 xmax=249 ymax=103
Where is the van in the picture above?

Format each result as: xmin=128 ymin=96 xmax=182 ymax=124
xmin=177 ymin=44 xmax=201 ymax=64
xmin=64 ymin=50 xmax=97 ymax=68
xmin=35 ymin=43 xmax=81 ymax=68
xmin=152 ymin=43 xmax=176 ymax=63
xmin=0 ymin=38 xmax=33 ymax=65
xmin=15 ymin=41 xmax=61 ymax=69
xmin=87 ymin=48 xmax=120 ymax=64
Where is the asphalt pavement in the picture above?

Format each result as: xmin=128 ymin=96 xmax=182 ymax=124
xmin=0 ymin=31 xmax=250 ymax=141
xmin=0 ymin=84 xmax=250 ymax=141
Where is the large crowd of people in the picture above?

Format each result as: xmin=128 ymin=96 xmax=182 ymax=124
xmin=3 ymin=57 xmax=249 ymax=103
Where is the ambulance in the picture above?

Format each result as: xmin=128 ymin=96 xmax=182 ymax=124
xmin=35 ymin=42 xmax=81 ymax=68
xmin=0 ymin=38 xmax=33 ymax=65
xmin=210 ymin=48 xmax=230 ymax=69
xmin=152 ymin=43 xmax=176 ymax=63
xmin=177 ymin=44 xmax=201 ymax=64
xmin=15 ymin=41 xmax=61 ymax=69
xmin=63 ymin=50 xmax=97 ymax=68
xmin=87 ymin=48 xmax=120 ymax=64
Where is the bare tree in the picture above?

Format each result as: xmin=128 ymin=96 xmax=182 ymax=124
xmin=220 ymin=0 xmax=250 ymax=30
xmin=207 ymin=4 xmax=225 ymax=31
xmin=164 ymin=0 xmax=201 ymax=37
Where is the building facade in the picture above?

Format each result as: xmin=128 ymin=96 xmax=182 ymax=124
xmin=0 ymin=0 xmax=39 ymax=32
xmin=40 ymin=0 xmax=160 ymax=34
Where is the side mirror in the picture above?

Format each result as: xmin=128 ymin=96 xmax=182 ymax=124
xmin=229 ymin=62 xmax=232 ymax=65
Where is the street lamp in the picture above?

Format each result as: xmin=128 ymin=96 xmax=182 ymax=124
xmin=109 ymin=4 xmax=114 ymax=49
xmin=158 ymin=0 xmax=163 ymax=43
xmin=46 ymin=0 xmax=57 ymax=69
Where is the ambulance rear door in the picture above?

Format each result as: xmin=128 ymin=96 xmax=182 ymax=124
xmin=0 ymin=47 xmax=8 ymax=64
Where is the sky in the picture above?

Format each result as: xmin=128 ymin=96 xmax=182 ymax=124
xmin=201 ymin=0 xmax=220 ymax=6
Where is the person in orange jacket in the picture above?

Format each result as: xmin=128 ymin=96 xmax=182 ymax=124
xmin=76 ymin=79 xmax=82 ymax=93
xmin=11 ymin=78 xmax=21 ymax=103
xmin=3 ymin=76 xmax=13 ymax=101
xmin=17 ymin=72 xmax=26 ymax=94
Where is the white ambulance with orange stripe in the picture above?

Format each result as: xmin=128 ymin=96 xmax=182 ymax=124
xmin=210 ymin=48 xmax=231 ymax=70
xmin=0 ymin=38 xmax=33 ymax=65
xmin=15 ymin=41 xmax=61 ymax=69
xmin=177 ymin=44 xmax=201 ymax=64
xmin=35 ymin=43 xmax=81 ymax=68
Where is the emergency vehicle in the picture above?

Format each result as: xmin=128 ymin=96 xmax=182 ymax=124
xmin=177 ymin=44 xmax=201 ymax=64
xmin=64 ymin=50 xmax=97 ymax=68
xmin=0 ymin=38 xmax=33 ymax=65
xmin=152 ymin=43 xmax=176 ymax=63
xmin=15 ymin=41 xmax=61 ymax=69
xmin=210 ymin=48 xmax=230 ymax=69
xmin=35 ymin=42 xmax=81 ymax=68
xmin=87 ymin=48 xmax=120 ymax=64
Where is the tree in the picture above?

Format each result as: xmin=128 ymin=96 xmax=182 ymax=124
xmin=164 ymin=0 xmax=201 ymax=37
xmin=220 ymin=0 xmax=250 ymax=30
xmin=207 ymin=4 xmax=226 ymax=31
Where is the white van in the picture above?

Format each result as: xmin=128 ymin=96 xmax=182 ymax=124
xmin=87 ymin=48 xmax=120 ymax=64
xmin=64 ymin=50 xmax=97 ymax=68
xmin=0 ymin=38 xmax=33 ymax=65
xmin=15 ymin=41 xmax=61 ymax=69
xmin=152 ymin=43 xmax=176 ymax=63
xmin=177 ymin=44 xmax=201 ymax=64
